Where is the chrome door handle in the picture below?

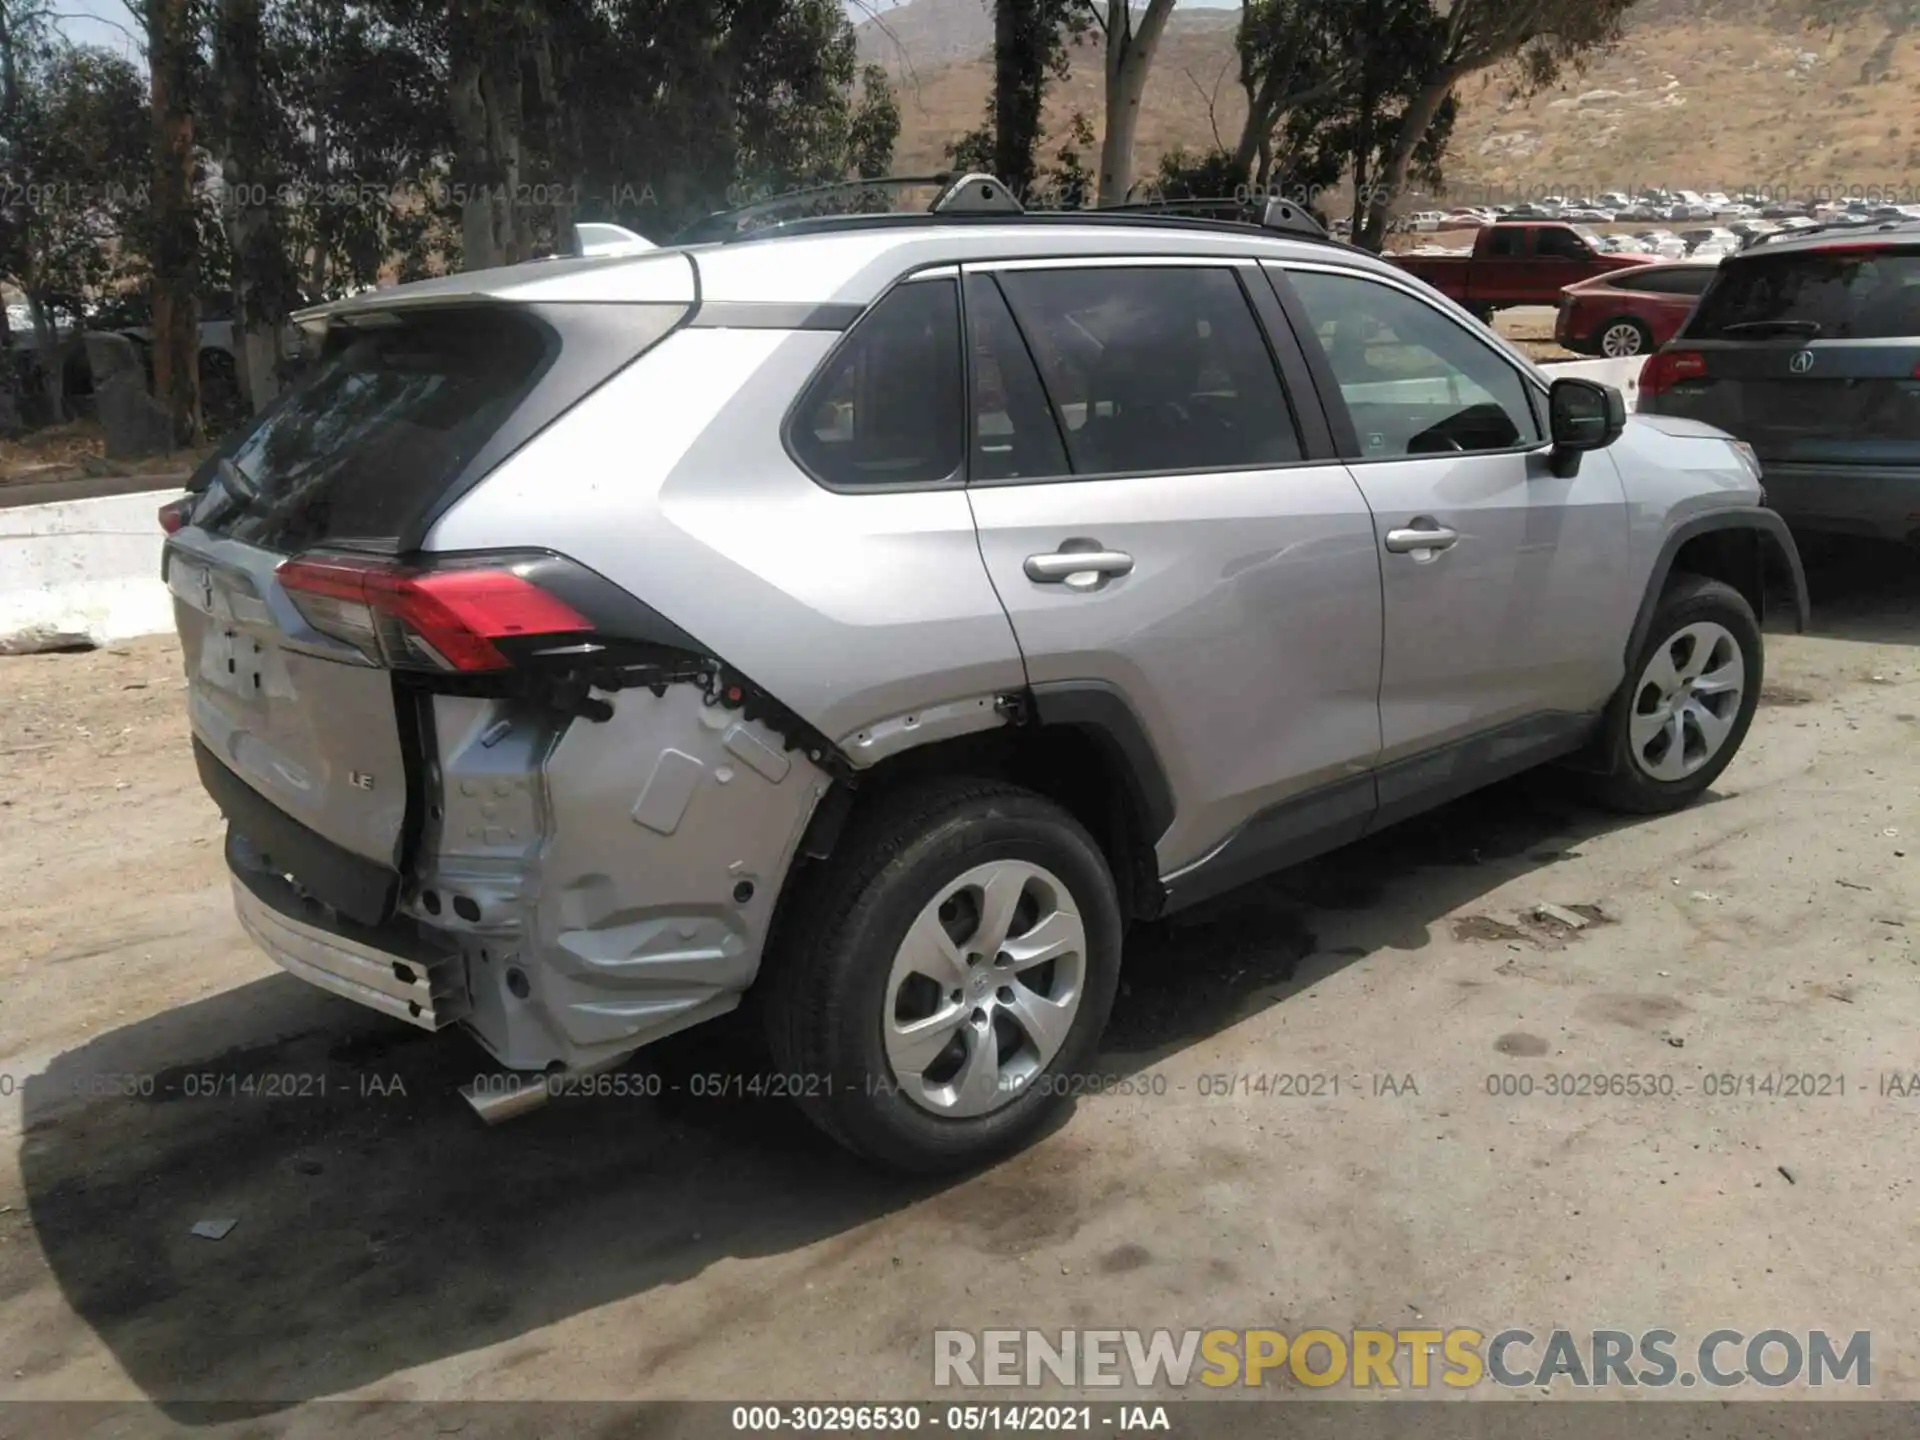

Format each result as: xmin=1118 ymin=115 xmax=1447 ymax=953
xmin=1384 ymin=525 xmax=1459 ymax=555
xmin=1024 ymin=550 xmax=1135 ymax=588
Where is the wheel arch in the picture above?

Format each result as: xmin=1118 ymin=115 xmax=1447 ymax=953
xmin=1624 ymin=509 xmax=1810 ymax=669
xmin=781 ymin=682 xmax=1174 ymax=926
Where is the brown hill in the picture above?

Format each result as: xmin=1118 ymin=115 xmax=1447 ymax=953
xmin=858 ymin=0 xmax=1920 ymax=204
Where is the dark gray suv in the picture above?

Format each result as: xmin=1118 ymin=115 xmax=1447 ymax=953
xmin=1640 ymin=220 xmax=1920 ymax=546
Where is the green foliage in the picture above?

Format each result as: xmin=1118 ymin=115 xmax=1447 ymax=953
xmin=0 ymin=41 xmax=149 ymax=324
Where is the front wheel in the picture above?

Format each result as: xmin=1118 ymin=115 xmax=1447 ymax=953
xmin=1588 ymin=574 xmax=1762 ymax=814
xmin=762 ymin=779 xmax=1123 ymax=1173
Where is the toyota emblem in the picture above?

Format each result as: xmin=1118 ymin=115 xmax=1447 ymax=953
xmin=1790 ymin=349 xmax=1816 ymax=374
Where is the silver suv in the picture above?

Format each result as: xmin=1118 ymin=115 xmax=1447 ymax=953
xmin=163 ymin=178 xmax=1809 ymax=1172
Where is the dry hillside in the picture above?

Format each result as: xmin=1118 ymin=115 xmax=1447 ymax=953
xmin=857 ymin=0 xmax=1920 ymax=202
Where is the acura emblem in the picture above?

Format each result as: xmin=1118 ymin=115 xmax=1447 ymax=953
xmin=1790 ymin=349 xmax=1816 ymax=374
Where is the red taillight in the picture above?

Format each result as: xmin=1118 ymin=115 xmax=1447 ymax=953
xmin=1640 ymin=349 xmax=1707 ymax=398
xmin=277 ymin=555 xmax=593 ymax=672
xmin=158 ymin=496 xmax=194 ymax=534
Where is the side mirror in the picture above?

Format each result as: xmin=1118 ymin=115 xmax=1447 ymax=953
xmin=1547 ymin=376 xmax=1626 ymax=477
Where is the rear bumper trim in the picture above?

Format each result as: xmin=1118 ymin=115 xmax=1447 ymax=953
xmin=194 ymin=738 xmax=398 ymax=926
xmin=230 ymin=866 xmax=469 ymax=1031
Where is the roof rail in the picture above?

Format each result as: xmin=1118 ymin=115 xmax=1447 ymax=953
xmin=1742 ymin=217 xmax=1920 ymax=250
xmin=671 ymin=174 xmax=962 ymax=245
xmin=669 ymin=172 xmax=1342 ymax=249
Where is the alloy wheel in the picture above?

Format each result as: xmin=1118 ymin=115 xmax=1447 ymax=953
xmin=883 ymin=859 xmax=1086 ymax=1118
xmin=1601 ymin=322 xmax=1647 ymax=357
xmin=1629 ymin=621 xmax=1747 ymax=782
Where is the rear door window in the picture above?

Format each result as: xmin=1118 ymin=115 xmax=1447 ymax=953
xmin=789 ymin=278 xmax=965 ymax=488
xmin=1686 ymin=248 xmax=1920 ymax=339
xmin=993 ymin=265 xmax=1303 ymax=476
xmin=204 ymin=307 xmax=558 ymax=552
xmin=1624 ymin=267 xmax=1717 ymax=296
xmin=965 ymin=275 xmax=1069 ymax=483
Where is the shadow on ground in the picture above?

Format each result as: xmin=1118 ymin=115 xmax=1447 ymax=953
xmin=14 ymin=771 xmax=1652 ymax=1418
xmin=1794 ymin=534 xmax=1919 ymax=647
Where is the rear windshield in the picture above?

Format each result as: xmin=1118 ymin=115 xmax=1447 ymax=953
xmin=1686 ymin=247 xmax=1920 ymax=340
xmin=201 ymin=307 xmax=556 ymax=552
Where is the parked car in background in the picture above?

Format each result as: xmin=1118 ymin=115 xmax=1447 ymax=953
xmin=1633 ymin=229 xmax=1691 ymax=259
xmin=1388 ymin=220 xmax=1656 ymax=320
xmin=1640 ymin=219 xmax=1920 ymax=546
xmin=1556 ymin=260 xmax=1720 ymax=357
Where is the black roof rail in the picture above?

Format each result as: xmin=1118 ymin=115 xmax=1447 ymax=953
xmin=1741 ymin=217 xmax=1920 ymax=250
xmin=671 ymin=174 xmax=963 ymax=245
xmin=670 ymin=172 xmax=1349 ymax=250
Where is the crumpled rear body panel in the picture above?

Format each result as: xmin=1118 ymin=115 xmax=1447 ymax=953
xmin=402 ymin=684 xmax=829 ymax=1072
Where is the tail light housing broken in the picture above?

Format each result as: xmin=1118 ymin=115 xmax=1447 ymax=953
xmin=277 ymin=553 xmax=595 ymax=673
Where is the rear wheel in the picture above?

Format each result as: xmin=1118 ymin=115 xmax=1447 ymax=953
xmin=762 ymin=779 xmax=1122 ymax=1173
xmin=1598 ymin=317 xmax=1653 ymax=358
xmin=1589 ymin=575 xmax=1762 ymax=813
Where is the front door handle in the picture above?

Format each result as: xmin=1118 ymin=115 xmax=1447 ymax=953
xmin=1024 ymin=549 xmax=1135 ymax=590
xmin=1383 ymin=524 xmax=1460 ymax=556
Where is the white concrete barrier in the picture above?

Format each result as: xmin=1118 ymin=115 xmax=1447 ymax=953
xmin=0 ymin=489 xmax=182 ymax=651
xmin=1540 ymin=355 xmax=1643 ymax=412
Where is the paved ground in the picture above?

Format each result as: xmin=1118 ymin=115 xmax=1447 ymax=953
xmin=1 ymin=540 xmax=1916 ymax=1432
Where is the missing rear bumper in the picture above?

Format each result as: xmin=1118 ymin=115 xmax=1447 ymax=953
xmin=229 ymin=858 xmax=468 ymax=1031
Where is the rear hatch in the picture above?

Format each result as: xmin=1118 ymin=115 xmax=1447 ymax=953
xmin=167 ymin=283 xmax=690 ymax=923
xmin=1643 ymin=242 xmax=1920 ymax=465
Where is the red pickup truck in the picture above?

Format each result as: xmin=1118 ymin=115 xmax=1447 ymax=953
xmin=1388 ymin=222 xmax=1656 ymax=320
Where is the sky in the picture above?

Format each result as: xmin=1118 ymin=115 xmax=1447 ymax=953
xmin=53 ymin=0 xmax=144 ymax=59
xmin=53 ymin=0 xmax=1241 ymax=61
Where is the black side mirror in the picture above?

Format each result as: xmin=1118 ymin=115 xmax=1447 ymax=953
xmin=1547 ymin=376 xmax=1626 ymax=477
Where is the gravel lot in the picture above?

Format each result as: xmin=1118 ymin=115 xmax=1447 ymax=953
xmin=1 ymin=540 xmax=1916 ymax=1432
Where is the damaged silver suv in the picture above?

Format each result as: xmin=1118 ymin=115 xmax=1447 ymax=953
xmin=163 ymin=177 xmax=1808 ymax=1172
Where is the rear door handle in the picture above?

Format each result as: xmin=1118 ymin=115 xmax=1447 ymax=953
xmin=1383 ymin=524 xmax=1459 ymax=556
xmin=1024 ymin=549 xmax=1135 ymax=590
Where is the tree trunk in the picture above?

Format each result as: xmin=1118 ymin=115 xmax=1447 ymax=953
xmin=992 ymin=0 xmax=1048 ymax=198
xmin=448 ymin=7 xmax=501 ymax=272
xmin=1357 ymin=77 xmax=1453 ymax=253
xmin=482 ymin=44 xmax=525 ymax=264
xmin=26 ymin=288 xmax=61 ymax=424
xmin=217 ymin=0 xmax=288 ymax=414
xmin=1095 ymin=0 xmax=1175 ymax=207
xmin=147 ymin=0 xmax=201 ymax=448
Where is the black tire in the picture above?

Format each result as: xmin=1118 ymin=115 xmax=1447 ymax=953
xmin=1588 ymin=574 xmax=1763 ymax=814
xmin=1596 ymin=316 xmax=1653 ymax=358
xmin=761 ymin=778 xmax=1123 ymax=1174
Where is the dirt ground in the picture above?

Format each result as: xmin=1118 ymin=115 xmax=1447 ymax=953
xmin=1 ymin=541 xmax=1917 ymax=1432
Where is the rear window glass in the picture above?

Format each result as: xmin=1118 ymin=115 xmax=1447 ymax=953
xmin=788 ymin=278 xmax=965 ymax=488
xmin=1687 ymin=248 xmax=1920 ymax=339
xmin=204 ymin=307 xmax=556 ymax=551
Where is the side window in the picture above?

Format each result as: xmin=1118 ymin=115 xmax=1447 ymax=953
xmin=1487 ymin=228 xmax=1524 ymax=258
xmin=1287 ymin=269 xmax=1543 ymax=460
xmin=994 ymin=265 xmax=1303 ymax=476
xmin=1535 ymin=228 xmax=1589 ymax=261
xmin=965 ymin=275 xmax=1069 ymax=483
xmin=788 ymin=278 xmax=964 ymax=488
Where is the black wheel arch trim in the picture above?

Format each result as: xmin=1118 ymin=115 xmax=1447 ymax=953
xmin=1625 ymin=508 xmax=1810 ymax=669
xmin=1025 ymin=680 xmax=1176 ymax=852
